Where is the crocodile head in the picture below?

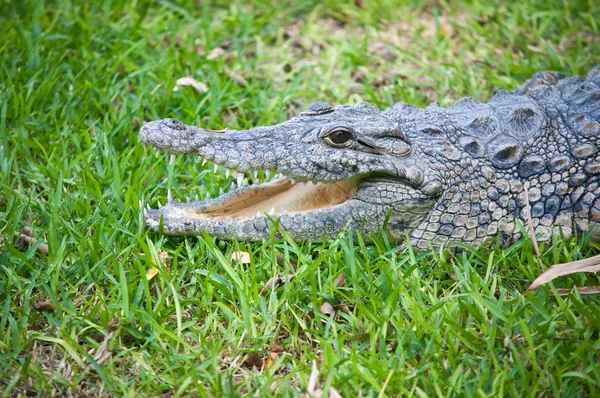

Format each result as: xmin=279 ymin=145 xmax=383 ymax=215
xmin=139 ymin=102 xmax=444 ymax=242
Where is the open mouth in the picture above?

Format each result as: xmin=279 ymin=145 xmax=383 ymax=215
xmin=188 ymin=176 xmax=357 ymax=219
xmin=145 ymin=159 xmax=359 ymax=222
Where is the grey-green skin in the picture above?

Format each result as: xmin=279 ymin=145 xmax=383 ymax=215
xmin=140 ymin=66 xmax=600 ymax=250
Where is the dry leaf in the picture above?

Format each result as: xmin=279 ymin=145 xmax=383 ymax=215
xmin=527 ymin=45 xmax=544 ymax=53
xmin=266 ymin=352 xmax=279 ymax=368
xmin=146 ymin=267 xmax=159 ymax=280
xmin=320 ymin=301 xmax=334 ymax=316
xmin=307 ymin=360 xmax=319 ymax=395
xmin=157 ymin=249 xmax=170 ymax=265
xmin=143 ymin=249 xmax=169 ymax=279
xmin=260 ymin=274 xmax=295 ymax=295
xmin=334 ymin=273 xmax=345 ymax=287
xmin=549 ymin=286 xmax=600 ymax=297
xmin=303 ymin=360 xmax=340 ymax=398
xmin=244 ymin=352 xmax=263 ymax=369
xmin=33 ymin=299 xmax=55 ymax=312
xmin=232 ymin=251 xmax=251 ymax=264
xmin=107 ymin=319 xmax=120 ymax=333
xmin=220 ymin=39 xmax=232 ymax=50
xmin=206 ymin=47 xmax=225 ymax=60
xmin=173 ymin=76 xmax=208 ymax=93
xmin=93 ymin=336 xmax=113 ymax=366
xmin=84 ymin=331 xmax=115 ymax=374
xmin=529 ymin=254 xmax=600 ymax=290
xmin=438 ymin=22 xmax=454 ymax=38
xmin=446 ymin=273 xmax=458 ymax=281
xmin=329 ymin=387 xmax=342 ymax=398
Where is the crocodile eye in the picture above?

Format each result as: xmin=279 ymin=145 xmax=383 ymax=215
xmin=324 ymin=129 xmax=354 ymax=147
xmin=163 ymin=118 xmax=186 ymax=131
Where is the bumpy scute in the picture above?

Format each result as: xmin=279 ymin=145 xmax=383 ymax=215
xmin=398 ymin=66 xmax=600 ymax=249
xmin=517 ymin=154 xmax=545 ymax=178
xmin=301 ymin=102 xmax=334 ymax=116
xmin=506 ymin=107 xmax=542 ymax=139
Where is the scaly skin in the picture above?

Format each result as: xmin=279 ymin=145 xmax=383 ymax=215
xmin=140 ymin=66 xmax=600 ymax=249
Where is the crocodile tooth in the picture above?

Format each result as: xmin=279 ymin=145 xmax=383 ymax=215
xmin=253 ymin=170 xmax=258 ymax=180
xmin=237 ymin=173 xmax=244 ymax=186
xmin=231 ymin=181 xmax=237 ymax=189
xmin=225 ymin=168 xmax=231 ymax=178
xmin=167 ymin=189 xmax=173 ymax=202
xmin=268 ymin=207 xmax=275 ymax=215
xmin=195 ymin=193 xmax=200 ymax=201
xmin=201 ymin=158 xmax=208 ymax=167
xmin=143 ymin=209 xmax=149 ymax=219
xmin=290 ymin=178 xmax=296 ymax=184
xmin=169 ymin=154 xmax=176 ymax=165
xmin=242 ymin=178 xmax=249 ymax=186
xmin=213 ymin=164 xmax=219 ymax=174
xmin=186 ymin=196 xmax=191 ymax=202
xmin=157 ymin=200 xmax=163 ymax=208
xmin=256 ymin=211 xmax=261 ymax=217
xmin=146 ymin=203 xmax=151 ymax=210
xmin=219 ymin=187 xmax=224 ymax=195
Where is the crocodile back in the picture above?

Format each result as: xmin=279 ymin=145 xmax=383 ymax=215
xmin=391 ymin=66 xmax=600 ymax=249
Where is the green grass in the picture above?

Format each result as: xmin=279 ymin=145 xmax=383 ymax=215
xmin=1 ymin=0 xmax=600 ymax=396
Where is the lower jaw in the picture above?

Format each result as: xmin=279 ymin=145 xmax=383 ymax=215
xmin=145 ymin=199 xmax=374 ymax=241
xmin=143 ymin=177 xmax=397 ymax=241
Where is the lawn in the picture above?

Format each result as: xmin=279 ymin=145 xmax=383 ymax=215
xmin=1 ymin=0 xmax=600 ymax=396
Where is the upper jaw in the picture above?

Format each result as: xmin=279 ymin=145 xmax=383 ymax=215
xmin=139 ymin=118 xmax=365 ymax=238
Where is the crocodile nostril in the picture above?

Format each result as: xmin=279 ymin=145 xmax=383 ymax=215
xmin=163 ymin=118 xmax=186 ymax=131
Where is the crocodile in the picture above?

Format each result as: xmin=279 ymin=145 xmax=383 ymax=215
xmin=140 ymin=66 xmax=600 ymax=250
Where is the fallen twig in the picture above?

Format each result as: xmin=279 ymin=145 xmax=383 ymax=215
xmin=549 ymin=286 xmax=600 ymax=297
xmin=260 ymin=274 xmax=295 ymax=295
xmin=33 ymin=299 xmax=56 ymax=312
xmin=14 ymin=229 xmax=49 ymax=255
